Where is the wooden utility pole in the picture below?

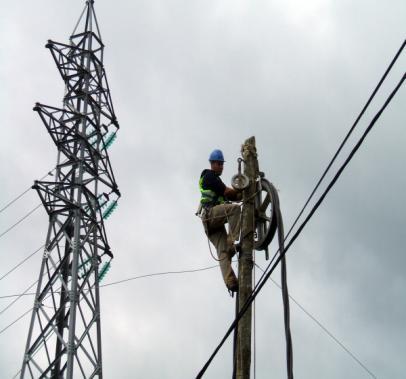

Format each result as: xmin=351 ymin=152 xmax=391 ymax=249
xmin=236 ymin=136 xmax=258 ymax=379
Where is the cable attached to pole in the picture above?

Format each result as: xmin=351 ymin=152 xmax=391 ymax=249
xmin=195 ymin=72 xmax=405 ymax=379
xmin=269 ymin=181 xmax=293 ymax=379
xmin=232 ymin=291 xmax=239 ymax=379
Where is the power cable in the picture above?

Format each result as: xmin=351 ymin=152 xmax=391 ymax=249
xmin=0 ymin=254 xmax=63 ymax=316
xmin=0 ymin=245 xmax=44 ymax=282
xmin=255 ymin=263 xmax=378 ymax=379
xmin=253 ymin=254 xmax=256 ymax=379
xmin=252 ymin=39 xmax=406 ymax=298
xmin=0 ymin=160 xmax=68 ymax=241
xmin=0 ymin=192 xmax=336 ymax=371
xmin=283 ymin=39 xmax=405 ymax=244
xmin=3 ymin=58 xmax=404 ymax=365
xmin=5 ymin=38 xmax=398 ymax=329
xmin=2 ymin=66 xmax=403 ymax=375
xmin=0 ymin=244 xmax=384 ymax=379
xmin=0 ymin=264 xmax=222 ymax=300
xmin=0 ymin=279 xmax=39 ymax=316
xmin=0 ymin=266 xmax=63 ymax=335
xmin=0 ymin=263 xmax=227 ymax=365
xmin=0 ymin=264 xmax=220 ymax=379
xmin=255 ymin=71 xmax=405 ymax=312
xmin=0 ymin=204 xmax=42 ymax=240
xmin=195 ymin=72 xmax=405 ymax=378
xmin=11 ymin=323 xmax=55 ymax=379
xmin=99 ymin=265 xmax=220 ymax=287
xmin=0 ymin=254 xmax=65 ymax=320
xmin=0 ymin=307 xmax=33 ymax=335
xmin=0 ymin=263 xmax=224 ymax=342
xmin=271 ymin=181 xmax=293 ymax=379
xmin=0 ymin=293 xmax=36 ymax=300
xmin=1 ymin=260 xmax=378 ymax=378
xmin=0 ymin=188 xmax=32 ymax=215
xmin=0 ymin=254 xmax=359 ymax=373
xmin=0 ymin=169 xmax=56 ymax=215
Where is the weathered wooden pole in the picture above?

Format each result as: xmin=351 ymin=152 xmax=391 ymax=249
xmin=236 ymin=136 xmax=258 ymax=379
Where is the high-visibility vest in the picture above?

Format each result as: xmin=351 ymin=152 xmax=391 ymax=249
xmin=199 ymin=176 xmax=224 ymax=206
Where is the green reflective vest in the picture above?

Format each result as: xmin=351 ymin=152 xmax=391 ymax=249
xmin=199 ymin=176 xmax=224 ymax=206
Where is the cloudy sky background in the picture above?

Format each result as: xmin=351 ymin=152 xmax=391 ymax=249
xmin=0 ymin=0 xmax=405 ymax=378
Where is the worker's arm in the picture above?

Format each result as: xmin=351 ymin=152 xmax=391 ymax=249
xmin=224 ymin=186 xmax=242 ymax=201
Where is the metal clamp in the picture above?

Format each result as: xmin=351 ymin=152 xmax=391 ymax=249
xmin=231 ymin=158 xmax=250 ymax=191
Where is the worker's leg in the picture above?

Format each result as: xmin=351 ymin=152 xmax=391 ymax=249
xmin=224 ymin=203 xmax=241 ymax=243
xmin=207 ymin=203 xmax=241 ymax=240
xmin=207 ymin=226 xmax=237 ymax=289
xmin=205 ymin=204 xmax=228 ymax=230
xmin=208 ymin=203 xmax=241 ymax=252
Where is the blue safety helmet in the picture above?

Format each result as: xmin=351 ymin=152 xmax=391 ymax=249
xmin=209 ymin=149 xmax=225 ymax=162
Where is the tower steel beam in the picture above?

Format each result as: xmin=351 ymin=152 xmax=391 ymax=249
xmin=21 ymin=2 xmax=119 ymax=378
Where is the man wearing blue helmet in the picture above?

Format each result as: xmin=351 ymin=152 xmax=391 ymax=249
xmin=199 ymin=149 xmax=242 ymax=293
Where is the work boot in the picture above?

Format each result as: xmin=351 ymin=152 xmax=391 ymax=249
xmin=227 ymin=242 xmax=241 ymax=258
xmin=226 ymin=280 xmax=238 ymax=293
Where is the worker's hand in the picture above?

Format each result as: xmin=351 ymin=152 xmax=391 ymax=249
xmin=235 ymin=191 xmax=243 ymax=201
xmin=224 ymin=187 xmax=242 ymax=201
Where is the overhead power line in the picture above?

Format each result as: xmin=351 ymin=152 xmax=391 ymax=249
xmin=251 ymin=39 xmax=406 ymax=298
xmin=2 ymin=260 xmax=378 ymax=378
xmin=0 ymin=255 xmax=62 ymax=316
xmin=196 ymin=72 xmax=405 ymax=378
xmin=0 ymin=259 xmax=366 ymax=368
xmin=0 ymin=307 xmax=33 ymax=336
xmin=0 ymin=168 xmax=56 ymax=215
xmin=247 ymin=39 xmax=406 ymax=308
xmin=0 ymin=204 xmax=42 ymax=240
xmin=0 ymin=293 xmax=36 ymax=300
xmin=0 ymin=264 xmax=221 ymax=300
xmin=1 ymin=37 xmax=402 ymax=299
xmin=0 ymin=261 xmax=223 ymax=337
xmin=0 ymin=38 xmax=403 ymax=379
xmin=283 ymin=39 xmax=405 ymax=244
xmin=0 ymin=245 xmax=44 ymax=282
xmin=0 ymin=263 xmax=222 ymax=336
xmin=0 ymin=279 xmax=39 ymax=316
xmin=0 ymin=188 xmax=32 ymax=215
xmin=255 ymin=264 xmax=377 ymax=379
xmin=1 ymin=259 xmax=380 ymax=379
xmin=100 ymin=264 xmax=220 ymax=288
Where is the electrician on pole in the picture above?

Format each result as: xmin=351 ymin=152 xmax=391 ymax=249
xmin=198 ymin=149 xmax=242 ymax=293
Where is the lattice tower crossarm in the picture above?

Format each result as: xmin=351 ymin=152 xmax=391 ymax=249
xmin=20 ymin=2 xmax=120 ymax=378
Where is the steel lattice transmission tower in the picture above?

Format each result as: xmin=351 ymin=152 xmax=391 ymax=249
xmin=21 ymin=1 xmax=120 ymax=378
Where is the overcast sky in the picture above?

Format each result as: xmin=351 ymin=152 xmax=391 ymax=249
xmin=0 ymin=0 xmax=405 ymax=378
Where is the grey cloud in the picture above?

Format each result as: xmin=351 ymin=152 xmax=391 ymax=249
xmin=1 ymin=1 xmax=405 ymax=378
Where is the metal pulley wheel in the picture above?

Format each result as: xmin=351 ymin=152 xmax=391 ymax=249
xmin=231 ymin=173 xmax=249 ymax=191
xmin=231 ymin=158 xmax=250 ymax=191
xmin=254 ymin=177 xmax=278 ymax=251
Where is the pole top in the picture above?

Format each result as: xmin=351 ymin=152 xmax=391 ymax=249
xmin=241 ymin=136 xmax=257 ymax=160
